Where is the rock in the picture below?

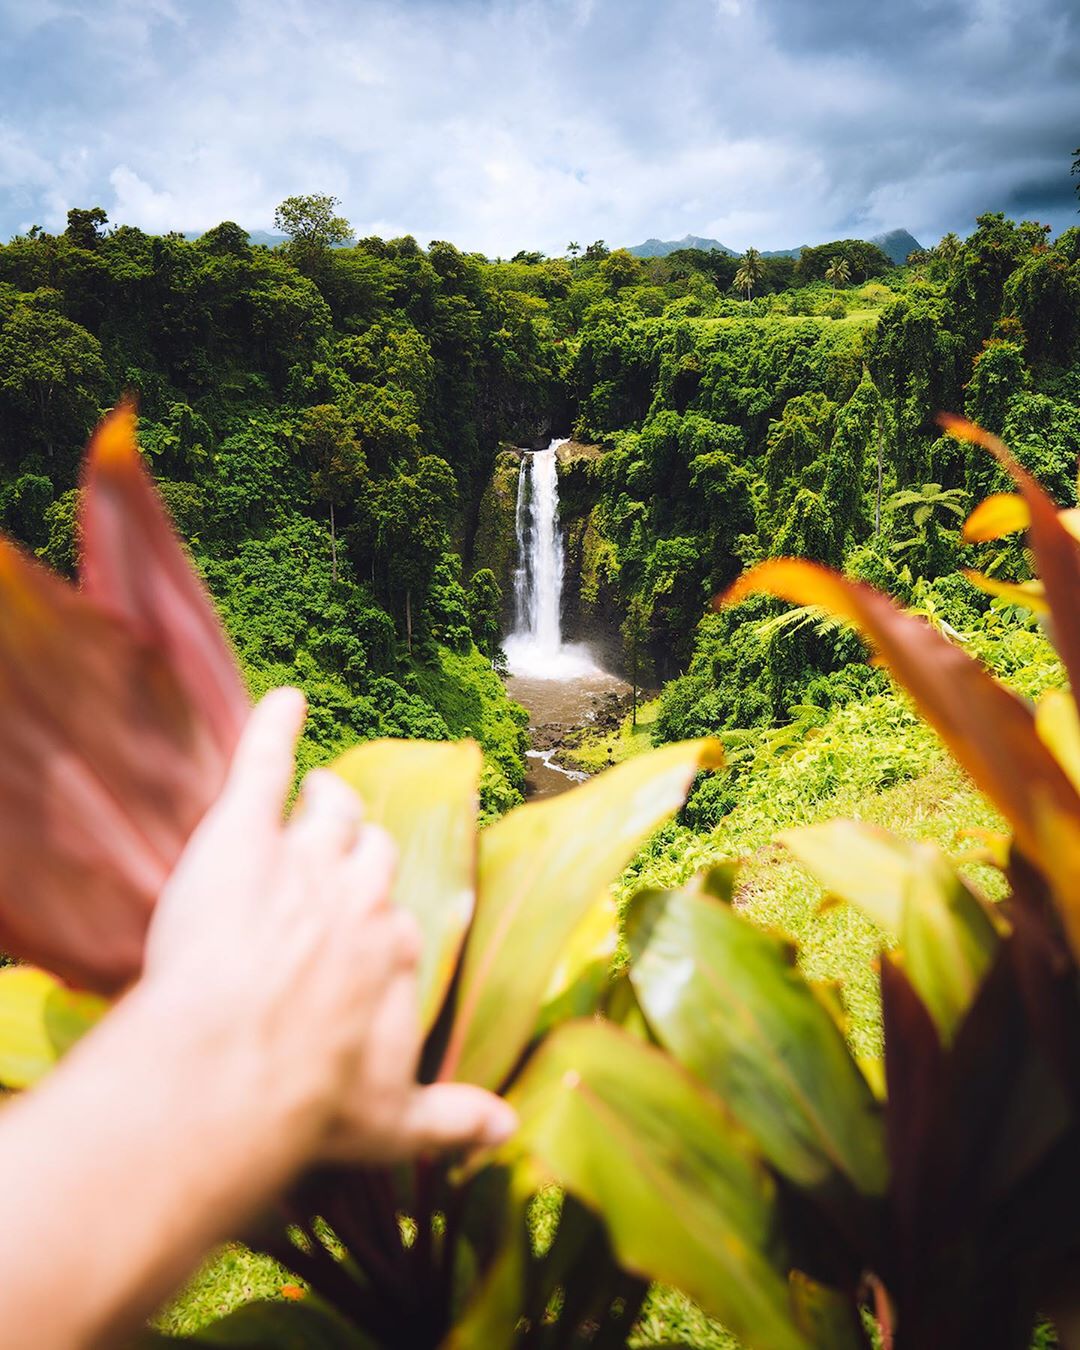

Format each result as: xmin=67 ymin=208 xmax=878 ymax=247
xmin=470 ymin=448 xmax=522 ymax=607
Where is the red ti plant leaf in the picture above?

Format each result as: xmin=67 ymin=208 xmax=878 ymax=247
xmin=0 ymin=403 xmax=249 ymax=993
xmin=79 ymin=401 xmax=249 ymax=752
xmin=940 ymin=414 xmax=1080 ymax=700
xmin=722 ymin=559 xmax=1079 ymax=871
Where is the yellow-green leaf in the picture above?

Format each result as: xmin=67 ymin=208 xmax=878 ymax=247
xmin=788 ymin=1271 xmax=865 ymax=1349
xmin=534 ymin=894 xmax=618 ymax=1037
xmin=962 ymin=571 xmax=1048 ymax=614
xmin=442 ymin=739 xmax=722 ymax=1088
xmin=962 ymin=493 xmax=1029 ymax=542
xmin=500 ymin=1019 xmax=809 ymax=1350
xmin=0 ymin=966 xmax=107 ymax=1088
xmin=781 ymin=820 xmax=1000 ymax=1044
xmin=722 ymin=558 xmax=1080 ymax=874
xmin=627 ymin=886 xmax=887 ymax=1198
xmin=332 ymin=739 xmax=480 ymax=1032
xmin=1035 ymin=689 xmax=1080 ymax=797
xmin=780 ymin=818 xmax=925 ymax=936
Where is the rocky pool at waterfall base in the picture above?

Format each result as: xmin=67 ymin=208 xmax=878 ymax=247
xmin=506 ymin=667 xmax=632 ymax=798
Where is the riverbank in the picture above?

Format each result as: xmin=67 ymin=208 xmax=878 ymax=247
xmin=504 ymin=667 xmax=631 ymax=798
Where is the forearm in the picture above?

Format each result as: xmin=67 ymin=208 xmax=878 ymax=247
xmin=0 ymin=980 xmax=310 ymax=1349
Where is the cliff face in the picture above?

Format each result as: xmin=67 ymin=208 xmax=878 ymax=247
xmin=555 ymin=442 xmax=624 ymax=669
xmin=469 ymin=447 xmax=522 ymax=621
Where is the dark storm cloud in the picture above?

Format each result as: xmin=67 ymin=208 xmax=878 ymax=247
xmin=0 ymin=0 xmax=1075 ymax=254
xmin=761 ymin=0 xmax=984 ymax=56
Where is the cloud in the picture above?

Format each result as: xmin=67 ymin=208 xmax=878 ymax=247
xmin=0 ymin=0 xmax=1076 ymax=254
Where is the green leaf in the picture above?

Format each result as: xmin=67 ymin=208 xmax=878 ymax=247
xmin=499 ymin=1019 xmax=809 ymax=1350
xmin=139 ymin=1300 xmax=366 ymax=1347
xmin=788 ymin=1270 xmax=866 ymax=1349
xmin=441 ymin=739 xmax=722 ymax=1089
xmin=781 ymin=820 xmax=1000 ymax=1044
xmin=534 ymin=894 xmax=618 ymax=1038
xmin=779 ymin=818 xmax=919 ymax=936
xmin=0 ymin=966 xmax=107 ymax=1088
xmin=332 ymin=739 xmax=481 ymax=1031
xmin=627 ymin=886 xmax=887 ymax=1197
xmin=446 ymin=1165 xmax=537 ymax=1349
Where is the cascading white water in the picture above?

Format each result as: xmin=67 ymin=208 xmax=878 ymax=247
xmin=503 ymin=440 xmax=598 ymax=679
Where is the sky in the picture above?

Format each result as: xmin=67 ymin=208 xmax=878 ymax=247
xmin=0 ymin=0 xmax=1077 ymax=257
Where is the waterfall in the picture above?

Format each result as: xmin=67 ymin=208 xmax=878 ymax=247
xmin=503 ymin=440 xmax=597 ymax=679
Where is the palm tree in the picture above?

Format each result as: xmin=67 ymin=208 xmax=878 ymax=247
xmin=825 ymin=255 xmax=851 ymax=290
xmin=935 ymin=232 xmax=961 ymax=264
xmin=566 ymin=241 xmax=580 ymax=261
xmin=734 ymin=246 xmax=766 ymax=301
xmin=886 ymin=481 xmax=969 ymax=558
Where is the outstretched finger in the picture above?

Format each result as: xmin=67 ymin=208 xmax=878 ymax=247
xmin=287 ymin=770 xmax=364 ymax=861
xmin=339 ymin=823 xmax=398 ymax=915
xmin=216 ymin=687 xmax=307 ymax=828
xmin=399 ymin=1083 xmax=518 ymax=1156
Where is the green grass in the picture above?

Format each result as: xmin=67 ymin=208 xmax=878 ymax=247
xmin=155 ymin=1244 xmax=297 ymax=1334
xmin=562 ymin=698 xmax=661 ymax=772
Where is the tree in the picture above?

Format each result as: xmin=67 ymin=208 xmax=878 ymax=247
xmin=0 ymin=303 xmax=106 ymax=458
xmin=583 ymin=240 xmax=610 ymax=261
xmin=566 ymin=241 xmax=581 ymax=261
xmin=599 ymin=248 xmax=643 ymax=290
xmin=0 ymin=472 xmax=53 ymax=550
xmin=1073 ymin=146 xmax=1080 ymax=208
xmin=935 ymin=231 xmax=962 ymax=264
xmin=371 ymin=455 xmax=457 ymax=651
xmin=964 ymin=338 xmax=1029 ymax=437
xmin=622 ymin=593 xmax=650 ymax=727
xmin=733 ymin=247 xmax=765 ymax=301
xmin=795 ymin=238 xmax=891 ymax=284
xmin=467 ymin=568 xmax=503 ymax=659
xmin=64 ymin=207 xmax=108 ymax=251
xmin=198 ymin=221 xmax=251 ymax=257
xmin=1004 ymin=245 xmax=1080 ymax=365
xmin=297 ymin=404 xmax=367 ymax=582
xmin=824 ymin=255 xmax=851 ymax=290
xmin=885 ymin=481 xmax=968 ymax=571
xmin=820 ymin=368 xmax=881 ymax=560
xmin=273 ymin=194 xmax=354 ymax=273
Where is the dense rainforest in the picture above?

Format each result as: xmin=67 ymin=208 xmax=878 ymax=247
xmin=1 ymin=200 xmax=1078 ymax=825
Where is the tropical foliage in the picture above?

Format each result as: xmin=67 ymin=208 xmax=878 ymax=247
xmin=2 ymin=188 xmax=1080 ymax=1346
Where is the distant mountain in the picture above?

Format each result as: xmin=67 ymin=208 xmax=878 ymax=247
xmin=625 ymin=228 xmax=923 ymax=265
xmin=183 ymin=228 xmax=288 ymax=246
xmin=247 ymin=229 xmax=289 ymax=247
xmin=868 ymin=229 xmax=923 ymax=264
xmin=626 ymin=234 xmax=736 ymax=258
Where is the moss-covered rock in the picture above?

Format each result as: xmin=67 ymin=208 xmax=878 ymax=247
xmin=470 ymin=447 xmax=522 ymax=604
xmin=554 ymin=441 xmax=602 ymax=521
xmin=579 ymin=507 xmax=620 ymax=610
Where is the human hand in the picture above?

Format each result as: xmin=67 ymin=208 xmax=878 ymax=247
xmin=141 ymin=687 xmax=516 ymax=1174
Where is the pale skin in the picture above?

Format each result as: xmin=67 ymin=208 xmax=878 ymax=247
xmin=0 ymin=687 xmax=516 ymax=1349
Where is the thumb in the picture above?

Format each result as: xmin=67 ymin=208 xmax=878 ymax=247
xmin=401 ymin=1084 xmax=518 ymax=1155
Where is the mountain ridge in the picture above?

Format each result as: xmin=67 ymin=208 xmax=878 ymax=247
xmin=625 ymin=228 xmax=923 ymax=265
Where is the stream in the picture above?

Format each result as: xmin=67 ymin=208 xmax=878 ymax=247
xmin=502 ymin=441 xmax=630 ymax=799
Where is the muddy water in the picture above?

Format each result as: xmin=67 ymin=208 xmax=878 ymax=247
xmin=506 ymin=668 xmax=631 ymax=799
